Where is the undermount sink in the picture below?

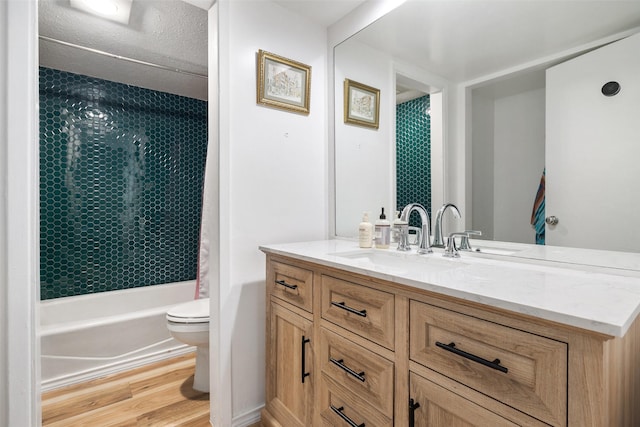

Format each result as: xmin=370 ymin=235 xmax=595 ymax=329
xmin=332 ymin=249 xmax=468 ymax=274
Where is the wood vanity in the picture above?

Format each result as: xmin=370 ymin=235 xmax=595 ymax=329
xmin=260 ymin=241 xmax=640 ymax=427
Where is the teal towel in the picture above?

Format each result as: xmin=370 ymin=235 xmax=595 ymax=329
xmin=530 ymin=169 xmax=545 ymax=245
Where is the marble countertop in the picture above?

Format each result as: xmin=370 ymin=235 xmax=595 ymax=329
xmin=259 ymin=239 xmax=640 ymax=337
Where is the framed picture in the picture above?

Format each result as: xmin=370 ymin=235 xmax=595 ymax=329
xmin=256 ymin=49 xmax=311 ymax=115
xmin=344 ymin=79 xmax=380 ymax=129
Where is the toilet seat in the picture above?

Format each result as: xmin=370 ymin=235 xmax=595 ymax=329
xmin=166 ymin=298 xmax=209 ymax=324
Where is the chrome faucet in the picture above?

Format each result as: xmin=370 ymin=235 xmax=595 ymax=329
xmin=398 ymin=203 xmax=432 ymax=254
xmin=432 ymin=203 xmax=461 ymax=248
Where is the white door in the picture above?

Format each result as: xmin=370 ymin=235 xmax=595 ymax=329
xmin=545 ymin=32 xmax=640 ymax=252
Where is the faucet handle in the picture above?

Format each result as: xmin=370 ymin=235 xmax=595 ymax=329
xmin=443 ymin=232 xmax=469 ymax=258
xmin=459 ymin=230 xmax=482 ymax=251
xmin=395 ymin=222 xmax=411 ymax=252
xmin=407 ymin=226 xmax=422 ymax=246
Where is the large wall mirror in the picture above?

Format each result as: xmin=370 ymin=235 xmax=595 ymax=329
xmin=333 ymin=0 xmax=640 ymax=253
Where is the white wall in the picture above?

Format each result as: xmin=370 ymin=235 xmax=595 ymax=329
xmin=217 ymin=0 xmax=328 ymax=423
xmin=470 ymin=85 xmax=545 ymax=243
xmin=335 ymin=39 xmax=394 ymax=237
xmin=471 ymin=92 xmax=495 ymax=238
xmin=1 ymin=1 xmax=41 ymax=425
xmin=493 ymin=88 xmax=545 ymax=243
xmin=0 ymin=2 xmax=7 ymax=424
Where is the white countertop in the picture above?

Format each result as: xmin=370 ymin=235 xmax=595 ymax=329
xmin=259 ymin=239 xmax=640 ymax=337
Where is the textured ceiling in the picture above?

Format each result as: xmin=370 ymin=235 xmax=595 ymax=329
xmin=38 ymin=0 xmax=208 ymax=99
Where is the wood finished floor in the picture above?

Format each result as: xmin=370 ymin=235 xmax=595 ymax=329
xmin=42 ymin=353 xmax=211 ymax=427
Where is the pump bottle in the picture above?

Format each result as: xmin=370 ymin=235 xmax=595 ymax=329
xmin=358 ymin=212 xmax=373 ymax=248
xmin=374 ymin=207 xmax=391 ymax=249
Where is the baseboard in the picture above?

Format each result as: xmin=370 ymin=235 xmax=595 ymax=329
xmin=41 ymin=345 xmax=193 ymax=392
xmin=233 ymin=404 xmax=265 ymax=427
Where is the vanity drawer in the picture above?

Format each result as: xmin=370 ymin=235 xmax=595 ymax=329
xmin=409 ymin=300 xmax=567 ymax=426
xmin=319 ymin=328 xmax=394 ymax=418
xmin=410 ymin=371 xmax=520 ymax=426
xmin=321 ymin=275 xmax=395 ymax=350
xmin=268 ymin=261 xmax=313 ymax=313
xmin=319 ymin=373 xmax=392 ymax=427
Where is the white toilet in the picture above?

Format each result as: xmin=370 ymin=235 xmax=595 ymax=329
xmin=166 ymin=297 xmax=210 ymax=392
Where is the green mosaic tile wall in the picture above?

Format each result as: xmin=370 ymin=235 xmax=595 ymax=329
xmin=39 ymin=67 xmax=207 ymax=300
xmin=396 ymin=95 xmax=431 ymax=227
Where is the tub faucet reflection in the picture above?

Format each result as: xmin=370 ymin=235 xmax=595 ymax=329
xmin=432 ymin=203 xmax=461 ymax=248
xmin=397 ymin=203 xmax=432 ymax=254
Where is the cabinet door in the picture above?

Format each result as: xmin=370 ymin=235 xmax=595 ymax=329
xmin=265 ymin=301 xmax=314 ymax=427
xmin=409 ymin=372 xmax=519 ymax=427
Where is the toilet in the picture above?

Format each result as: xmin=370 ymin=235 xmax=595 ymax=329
xmin=166 ymin=297 xmax=210 ymax=392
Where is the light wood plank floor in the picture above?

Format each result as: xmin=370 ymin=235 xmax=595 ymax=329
xmin=42 ymin=353 xmax=211 ymax=427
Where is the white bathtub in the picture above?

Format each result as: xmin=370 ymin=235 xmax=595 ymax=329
xmin=40 ymin=281 xmax=197 ymax=391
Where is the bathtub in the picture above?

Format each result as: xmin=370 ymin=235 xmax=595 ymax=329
xmin=40 ymin=281 xmax=197 ymax=391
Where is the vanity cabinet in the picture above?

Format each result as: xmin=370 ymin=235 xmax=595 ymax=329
xmin=262 ymin=253 xmax=640 ymax=427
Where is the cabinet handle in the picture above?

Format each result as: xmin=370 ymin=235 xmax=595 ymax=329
xmin=331 ymin=301 xmax=367 ymax=317
xmin=409 ymin=398 xmax=421 ymax=427
xmin=330 ymin=405 xmax=365 ymax=427
xmin=301 ymin=336 xmax=311 ymax=383
xmin=275 ymin=279 xmax=298 ymax=290
xmin=435 ymin=341 xmax=508 ymax=373
xmin=329 ymin=357 xmax=366 ymax=382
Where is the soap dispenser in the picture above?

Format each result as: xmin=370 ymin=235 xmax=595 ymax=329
xmin=391 ymin=210 xmax=405 ymax=244
xmin=374 ymin=207 xmax=391 ymax=249
xmin=358 ymin=212 xmax=373 ymax=248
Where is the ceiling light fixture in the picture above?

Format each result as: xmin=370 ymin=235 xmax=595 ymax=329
xmin=70 ymin=0 xmax=132 ymax=24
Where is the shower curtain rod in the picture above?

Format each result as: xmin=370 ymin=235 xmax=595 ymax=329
xmin=39 ymin=36 xmax=208 ymax=79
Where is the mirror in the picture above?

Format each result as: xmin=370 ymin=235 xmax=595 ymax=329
xmin=334 ymin=0 xmax=640 ymax=252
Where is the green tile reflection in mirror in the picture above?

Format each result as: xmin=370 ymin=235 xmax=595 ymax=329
xmin=396 ymin=95 xmax=431 ymax=228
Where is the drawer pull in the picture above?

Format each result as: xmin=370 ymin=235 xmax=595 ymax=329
xmin=329 ymin=357 xmax=366 ymax=382
xmin=436 ymin=341 xmax=508 ymax=373
xmin=301 ymin=336 xmax=311 ymax=383
xmin=275 ymin=279 xmax=298 ymax=290
xmin=331 ymin=301 xmax=367 ymax=317
xmin=409 ymin=398 xmax=421 ymax=427
xmin=330 ymin=405 xmax=365 ymax=427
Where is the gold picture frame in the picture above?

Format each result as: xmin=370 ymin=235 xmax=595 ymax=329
xmin=256 ymin=50 xmax=311 ymax=115
xmin=344 ymin=78 xmax=380 ymax=129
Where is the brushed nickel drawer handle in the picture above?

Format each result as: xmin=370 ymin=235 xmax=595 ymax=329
xmin=331 ymin=301 xmax=367 ymax=317
xmin=329 ymin=357 xmax=366 ymax=382
xmin=435 ymin=341 xmax=508 ymax=373
xmin=275 ymin=279 xmax=298 ymax=290
xmin=330 ymin=405 xmax=365 ymax=427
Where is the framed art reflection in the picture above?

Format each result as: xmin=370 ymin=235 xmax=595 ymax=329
xmin=344 ymin=78 xmax=380 ymax=129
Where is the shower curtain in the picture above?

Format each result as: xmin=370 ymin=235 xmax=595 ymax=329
xmin=195 ymin=142 xmax=216 ymax=299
